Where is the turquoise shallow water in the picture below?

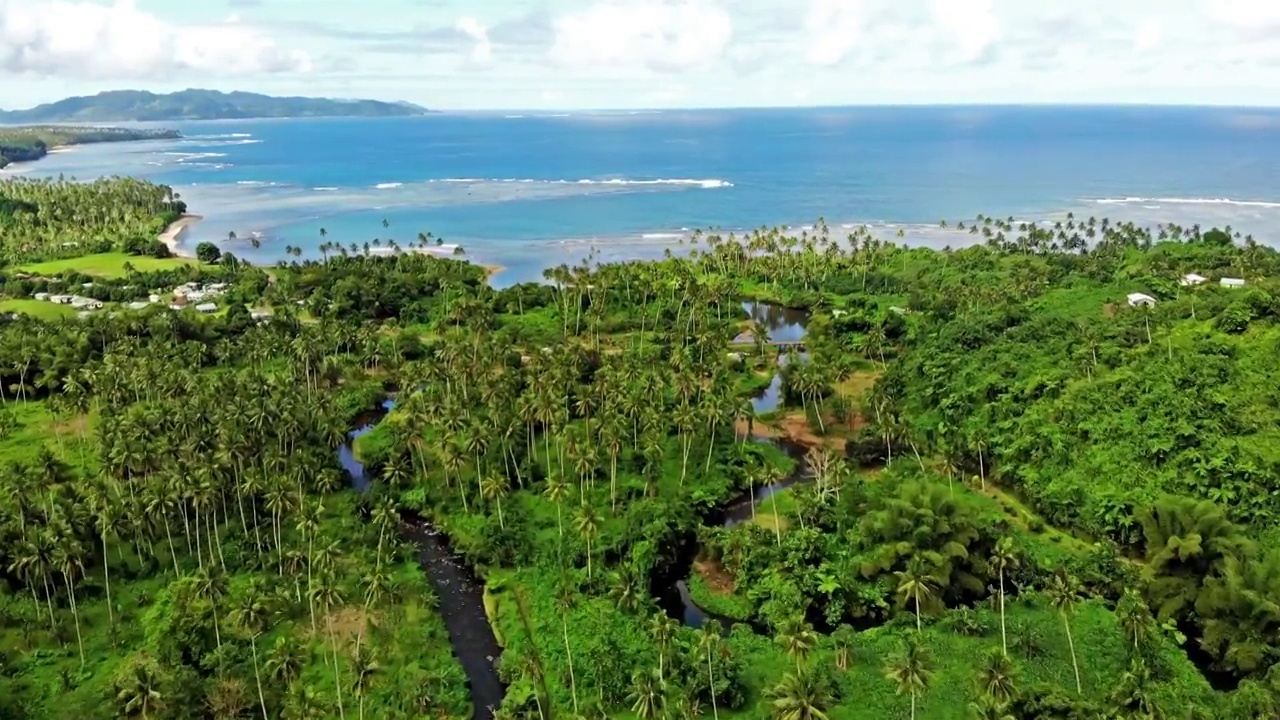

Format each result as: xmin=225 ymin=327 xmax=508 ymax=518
xmin=10 ymin=106 xmax=1280 ymax=285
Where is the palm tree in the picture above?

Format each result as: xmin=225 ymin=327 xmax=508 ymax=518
xmin=265 ymin=635 xmax=308 ymax=687
xmin=544 ymin=476 xmax=568 ymax=538
xmin=832 ymin=625 xmax=855 ymax=671
xmin=311 ymin=576 xmax=347 ymax=719
xmin=990 ymin=537 xmax=1019 ymax=657
xmin=1048 ymin=570 xmax=1083 ymax=695
xmin=698 ymin=619 xmax=723 ymax=720
xmin=574 ymin=503 xmax=602 ymax=578
xmin=894 ymin=555 xmax=939 ymax=632
xmin=232 ymin=584 xmax=272 ymax=720
xmin=775 ymin=617 xmax=818 ymax=673
xmin=351 ymin=643 xmax=382 ymax=720
xmin=766 ymin=670 xmax=833 ymax=720
xmin=117 ymin=662 xmax=165 ymax=719
xmin=628 ymin=668 xmax=665 ymax=720
xmin=481 ymin=474 xmax=510 ymax=530
xmin=885 ymin=635 xmax=934 ymax=720
xmin=975 ymin=649 xmax=1018 ymax=706
xmin=968 ymin=697 xmax=1016 ymax=720
xmin=650 ymin=611 xmax=679 ymax=682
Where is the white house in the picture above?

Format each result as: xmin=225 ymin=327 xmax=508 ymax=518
xmin=148 ymin=294 xmax=161 ymax=303
xmin=168 ymin=303 xmax=184 ymax=311
xmin=49 ymin=295 xmax=73 ymax=304
xmin=1180 ymin=273 xmax=1207 ymax=286
xmin=250 ymin=310 xmax=273 ymax=321
xmin=1220 ymin=278 xmax=1246 ymax=289
xmin=1127 ymin=293 xmax=1157 ymax=308
xmin=34 ymin=292 xmax=49 ymax=301
xmin=195 ymin=303 xmax=218 ymax=313
xmin=70 ymin=296 xmax=104 ymax=310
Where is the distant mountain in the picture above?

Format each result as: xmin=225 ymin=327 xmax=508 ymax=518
xmin=0 ymin=89 xmax=433 ymax=123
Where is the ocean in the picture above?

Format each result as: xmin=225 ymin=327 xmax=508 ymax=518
xmin=7 ymin=106 xmax=1280 ymax=285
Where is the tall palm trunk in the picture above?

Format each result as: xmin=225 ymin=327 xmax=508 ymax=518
xmin=251 ymin=634 xmax=269 ymax=720
xmin=328 ymin=610 xmax=346 ymax=719
xmin=101 ymin=535 xmax=114 ymax=629
xmin=1064 ymin=616 xmax=1081 ymax=694
xmin=706 ymin=645 xmax=719 ymax=720
xmin=62 ymin=571 xmax=85 ymax=667
xmin=999 ymin=569 xmax=1007 ymax=657
xmin=562 ymin=617 xmax=578 ymax=713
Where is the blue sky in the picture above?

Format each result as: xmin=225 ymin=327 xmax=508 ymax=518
xmin=2 ymin=0 xmax=1280 ymax=109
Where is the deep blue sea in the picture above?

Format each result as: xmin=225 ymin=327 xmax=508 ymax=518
xmin=8 ymin=106 xmax=1280 ymax=285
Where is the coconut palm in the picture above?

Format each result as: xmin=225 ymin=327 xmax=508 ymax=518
xmin=628 ymin=668 xmax=666 ymax=720
xmin=975 ymin=649 xmax=1018 ymax=706
xmin=832 ymin=625 xmax=856 ymax=671
xmin=1048 ymin=570 xmax=1084 ymax=695
xmin=766 ymin=670 xmax=833 ymax=720
xmin=990 ymin=537 xmax=1019 ymax=657
xmin=698 ymin=620 xmax=724 ymax=720
xmin=116 ymin=662 xmax=165 ymax=719
xmin=574 ymin=503 xmax=603 ymax=578
xmin=885 ymin=635 xmax=934 ymax=720
xmin=894 ymin=555 xmax=940 ymax=632
xmin=775 ymin=617 xmax=818 ymax=673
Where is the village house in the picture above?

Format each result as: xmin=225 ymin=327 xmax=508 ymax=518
xmin=1180 ymin=273 xmax=1207 ymax=286
xmin=195 ymin=303 xmax=218 ymax=314
xmin=69 ymin=296 xmax=105 ymax=310
xmin=1220 ymin=278 xmax=1245 ymax=289
xmin=1127 ymin=293 xmax=1157 ymax=308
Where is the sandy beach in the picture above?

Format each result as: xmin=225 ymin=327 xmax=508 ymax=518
xmin=158 ymin=215 xmax=202 ymax=258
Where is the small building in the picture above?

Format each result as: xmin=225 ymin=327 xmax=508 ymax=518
xmin=1220 ymin=278 xmax=1245 ymax=289
xmin=69 ymin=296 xmax=104 ymax=310
xmin=148 ymin=294 xmax=161 ymax=303
xmin=81 ymin=282 xmax=94 ymax=289
xmin=168 ymin=303 xmax=184 ymax=311
xmin=1127 ymin=293 xmax=1157 ymax=308
xmin=250 ymin=310 xmax=273 ymax=321
xmin=34 ymin=292 xmax=50 ymax=301
xmin=195 ymin=303 xmax=218 ymax=314
xmin=49 ymin=295 xmax=73 ymax=304
xmin=126 ymin=301 xmax=151 ymax=311
xmin=1180 ymin=273 xmax=1207 ymax=286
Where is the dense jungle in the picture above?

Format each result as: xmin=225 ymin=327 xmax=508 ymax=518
xmin=3 ymin=176 xmax=1280 ymax=720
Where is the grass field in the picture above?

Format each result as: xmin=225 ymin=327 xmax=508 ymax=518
xmin=0 ymin=298 xmax=77 ymax=320
xmin=18 ymin=252 xmax=199 ymax=279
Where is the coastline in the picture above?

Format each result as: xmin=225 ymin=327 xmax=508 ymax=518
xmin=159 ymin=215 xmax=202 ymax=258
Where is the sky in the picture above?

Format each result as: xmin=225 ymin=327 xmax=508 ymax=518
xmin=2 ymin=0 xmax=1280 ymax=110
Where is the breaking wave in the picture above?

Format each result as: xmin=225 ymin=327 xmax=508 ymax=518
xmin=1093 ymin=196 xmax=1280 ymax=209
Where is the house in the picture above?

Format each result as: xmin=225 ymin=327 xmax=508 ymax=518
xmin=126 ymin=301 xmax=151 ymax=311
xmin=1220 ymin=278 xmax=1245 ymax=289
xmin=195 ymin=303 xmax=218 ymax=313
xmin=69 ymin=296 xmax=104 ymax=310
xmin=1127 ymin=293 xmax=1157 ymax=308
xmin=168 ymin=303 xmax=184 ymax=311
xmin=34 ymin=292 xmax=49 ymax=301
xmin=148 ymin=294 xmax=161 ymax=303
xmin=81 ymin=282 xmax=94 ymax=289
xmin=250 ymin=310 xmax=273 ymax=321
xmin=1180 ymin=273 xmax=1207 ymax=286
xmin=49 ymin=295 xmax=73 ymax=304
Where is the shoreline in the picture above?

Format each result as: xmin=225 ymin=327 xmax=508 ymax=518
xmin=158 ymin=215 xmax=202 ymax=258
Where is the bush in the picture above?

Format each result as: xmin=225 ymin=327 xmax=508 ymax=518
xmin=195 ymin=242 xmax=222 ymax=264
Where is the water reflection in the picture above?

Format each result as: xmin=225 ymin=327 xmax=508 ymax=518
xmin=742 ymin=301 xmax=808 ymax=343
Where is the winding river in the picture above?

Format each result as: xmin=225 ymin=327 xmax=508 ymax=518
xmin=340 ymin=405 xmax=505 ymax=720
xmin=336 ymin=301 xmax=813 ymax=712
xmin=658 ymin=302 xmax=814 ymax=628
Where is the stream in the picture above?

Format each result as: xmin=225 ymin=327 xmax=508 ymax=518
xmin=743 ymin=301 xmax=810 ymax=415
xmin=659 ymin=302 xmax=815 ymax=627
xmin=340 ymin=403 xmax=505 ymax=720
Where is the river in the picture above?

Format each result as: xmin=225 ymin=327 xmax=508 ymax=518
xmin=742 ymin=301 xmax=809 ymax=415
xmin=340 ymin=405 xmax=506 ymax=720
xmin=658 ymin=302 xmax=814 ymax=628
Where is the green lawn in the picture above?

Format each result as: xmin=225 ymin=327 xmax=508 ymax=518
xmin=0 ymin=298 xmax=77 ymax=320
xmin=18 ymin=252 xmax=199 ymax=278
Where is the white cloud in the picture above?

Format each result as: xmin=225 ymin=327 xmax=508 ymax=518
xmin=550 ymin=0 xmax=733 ymax=71
xmin=931 ymin=0 xmax=1001 ymax=64
xmin=1206 ymin=0 xmax=1280 ymax=35
xmin=0 ymin=0 xmax=310 ymax=79
xmin=455 ymin=17 xmax=492 ymax=63
xmin=804 ymin=0 xmax=864 ymax=67
xmin=1132 ymin=18 xmax=1161 ymax=54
